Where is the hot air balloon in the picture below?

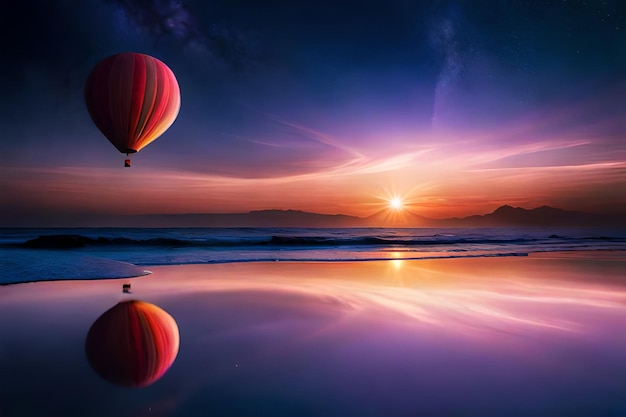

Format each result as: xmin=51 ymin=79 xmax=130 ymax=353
xmin=84 ymin=52 xmax=181 ymax=167
xmin=85 ymin=300 xmax=180 ymax=387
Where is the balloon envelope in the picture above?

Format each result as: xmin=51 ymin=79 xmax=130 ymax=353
xmin=84 ymin=52 xmax=181 ymax=154
xmin=85 ymin=300 xmax=180 ymax=387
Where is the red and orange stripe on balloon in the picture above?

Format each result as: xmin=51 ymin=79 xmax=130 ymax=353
xmin=84 ymin=52 xmax=181 ymax=155
xmin=85 ymin=300 xmax=180 ymax=387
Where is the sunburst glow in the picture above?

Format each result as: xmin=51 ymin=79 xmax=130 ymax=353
xmin=390 ymin=197 xmax=403 ymax=210
xmin=361 ymin=185 xmax=424 ymax=226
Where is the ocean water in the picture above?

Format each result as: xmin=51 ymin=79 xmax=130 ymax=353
xmin=2 ymin=258 xmax=626 ymax=416
xmin=1 ymin=227 xmax=626 ymax=284
xmin=2 ymin=231 xmax=626 ymax=416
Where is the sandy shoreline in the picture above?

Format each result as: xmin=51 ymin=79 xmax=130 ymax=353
xmin=3 ymin=249 xmax=625 ymax=314
xmin=2 ymin=249 xmax=625 ymax=287
xmin=1 ymin=250 xmax=626 ymax=416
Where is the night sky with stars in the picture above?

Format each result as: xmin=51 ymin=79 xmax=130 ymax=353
xmin=1 ymin=0 xmax=625 ymax=226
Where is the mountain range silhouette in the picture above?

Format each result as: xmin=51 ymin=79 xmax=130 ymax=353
xmin=111 ymin=205 xmax=623 ymax=228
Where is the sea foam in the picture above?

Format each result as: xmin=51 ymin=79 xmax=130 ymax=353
xmin=0 ymin=250 xmax=150 ymax=285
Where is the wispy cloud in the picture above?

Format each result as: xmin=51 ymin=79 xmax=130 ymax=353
xmin=271 ymin=118 xmax=366 ymax=159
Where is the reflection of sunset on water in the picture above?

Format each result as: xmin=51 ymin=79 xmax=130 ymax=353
xmin=1 ymin=253 xmax=626 ymax=416
xmin=3 ymin=255 xmax=625 ymax=341
xmin=127 ymin=255 xmax=626 ymax=339
xmin=389 ymin=251 xmax=405 ymax=271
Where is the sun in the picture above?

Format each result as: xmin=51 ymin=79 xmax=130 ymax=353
xmin=389 ymin=197 xmax=403 ymax=210
xmin=366 ymin=185 xmax=419 ymax=226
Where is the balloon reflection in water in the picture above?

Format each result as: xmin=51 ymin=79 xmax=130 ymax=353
xmin=85 ymin=300 xmax=180 ymax=387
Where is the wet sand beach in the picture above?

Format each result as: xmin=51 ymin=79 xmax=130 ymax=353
xmin=1 ymin=252 xmax=625 ymax=416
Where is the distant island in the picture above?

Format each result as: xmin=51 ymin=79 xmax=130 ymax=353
xmin=41 ymin=205 xmax=622 ymax=228
xmin=434 ymin=205 xmax=624 ymax=228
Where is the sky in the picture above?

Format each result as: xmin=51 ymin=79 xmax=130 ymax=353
xmin=1 ymin=0 xmax=625 ymax=226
